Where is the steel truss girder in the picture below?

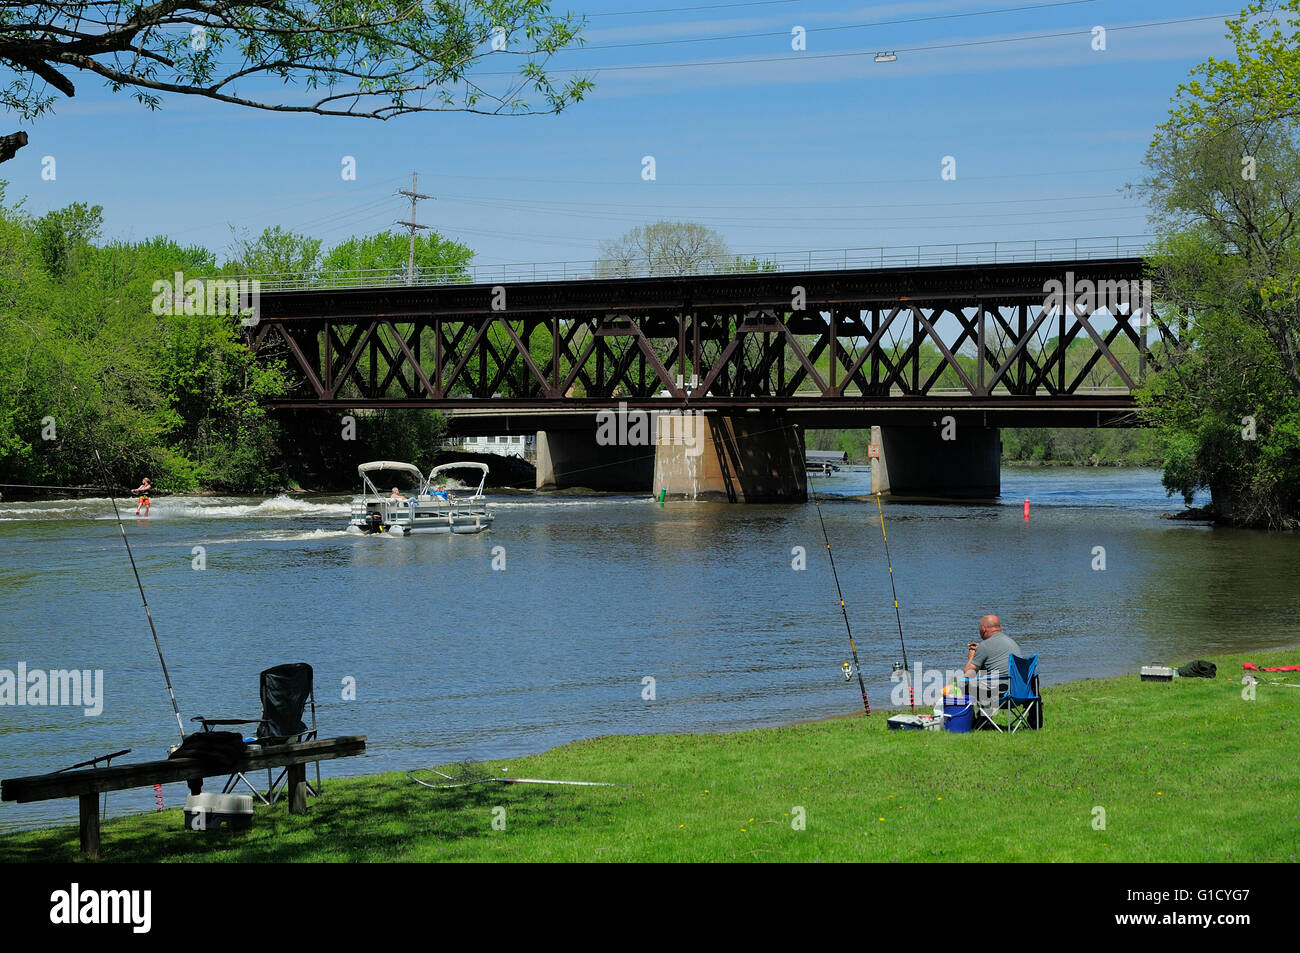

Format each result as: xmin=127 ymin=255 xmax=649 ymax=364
xmin=249 ymin=259 xmax=1180 ymax=409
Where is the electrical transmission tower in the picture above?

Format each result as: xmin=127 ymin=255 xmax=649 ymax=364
xmin=396 ymin=172 xmax=432 ymax=285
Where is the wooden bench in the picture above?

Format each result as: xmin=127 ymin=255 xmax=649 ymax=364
xmin=2 ymin=734 xmax=366 ymax=858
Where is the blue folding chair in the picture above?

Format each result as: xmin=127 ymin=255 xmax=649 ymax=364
xmin=980 ymin=653 xmax=1041 ymax=732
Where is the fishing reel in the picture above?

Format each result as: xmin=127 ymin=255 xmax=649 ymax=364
xmin=841 ymin=661 xmax=854 ymax=682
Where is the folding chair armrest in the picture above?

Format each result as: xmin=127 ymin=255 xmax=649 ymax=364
xmin=191 ymin=716 xmax=261 ymax=730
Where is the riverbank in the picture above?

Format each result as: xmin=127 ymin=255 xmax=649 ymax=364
xmin=3 ymin=646 xmax=1295 ymax=862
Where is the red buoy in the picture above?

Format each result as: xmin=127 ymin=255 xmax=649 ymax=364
xmin=1023 ymin=499 xmax=1030 ymax=520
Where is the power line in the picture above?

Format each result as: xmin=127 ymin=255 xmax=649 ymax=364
xmin=575 ymin=0 xmax=1099 ymax=53
xmin=415 ymin=164 xmax=1140 ymax=189
xmin=438 ymin=190 xmax=1125 ymax=215
xmin=500 ymin=12 xmax=1234 ymax=74
xmin=584 ymin=0 xmax=803 ymax=18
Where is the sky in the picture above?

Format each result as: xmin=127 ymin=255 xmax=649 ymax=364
xmin=2 ymin=0 xmax=1244 ymax=270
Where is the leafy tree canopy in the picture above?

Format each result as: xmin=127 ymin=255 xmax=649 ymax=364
xmin=1135 ymin=1 xmax=1300 ymax=527
xmin=0 ymin=0 xmax=592 ymax=161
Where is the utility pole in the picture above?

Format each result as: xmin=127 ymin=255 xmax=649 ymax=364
xmin=396 ymin=171 xmax=432 ymax=285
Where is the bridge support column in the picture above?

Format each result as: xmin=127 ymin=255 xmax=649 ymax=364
xmin=870 ymin=424 xmax=1000 ymax=499
xmin=535 ymin=430 xmax=655 ymax=492
xmin=654 ymin=415 xmax=806 ymax=503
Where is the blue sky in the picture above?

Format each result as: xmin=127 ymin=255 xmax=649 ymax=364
xmin=4 ymin=0 xmax=1241 ymax=268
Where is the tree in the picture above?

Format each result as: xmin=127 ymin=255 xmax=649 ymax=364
xmin=0 ymin=1 xmax=592 ymax=162
xmin=33 ymin=201 xmax=101 ymax=279
xmin=596 ymin=221 xmax=732 ymax=277
xmin=321 ymin=229 xmax=473 ymax=282
xmin=226 ymin=225 xmax=322 ymax=276
xmin=1134 ymin=1 xmax=1300 ymax=527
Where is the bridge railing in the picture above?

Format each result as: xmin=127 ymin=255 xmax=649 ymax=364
xmin=234 ymin=235 xmax=1154 ymax=293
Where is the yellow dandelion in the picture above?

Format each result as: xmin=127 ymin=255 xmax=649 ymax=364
xmin=878 ymin=817 xmax=885 ymax=821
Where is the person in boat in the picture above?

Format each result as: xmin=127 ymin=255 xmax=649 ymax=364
xmin=132 ymin=477 xmax=152 ymax=516
xmin=389 ymin=487 xmax=403 ymax=500
xmin=431 ymin=484 xmax=451 ymax=503
xmin=962 ymin=613 xmax=1021 ymax=701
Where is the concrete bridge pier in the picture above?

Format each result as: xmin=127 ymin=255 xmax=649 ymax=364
xmin=535 ymin=430 xmax=655 ymax=492
xmin=654 ymin=414 xmax=806 ymax=503
xmin=870 ymin=424 xmax=1001 ymax=499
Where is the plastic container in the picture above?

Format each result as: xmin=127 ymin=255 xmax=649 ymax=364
xmin=943 ymin=695 xmax=975 ymax=733
xmin=183 ymin=792 xmax=254 ymax=832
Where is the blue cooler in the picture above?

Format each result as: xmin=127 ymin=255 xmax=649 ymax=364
xmin=943 ymin=695 xmax=975 ymax=733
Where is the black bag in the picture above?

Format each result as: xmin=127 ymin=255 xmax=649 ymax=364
xmin=1177 ymin=659 xmax=1217 ymax=679
xmin=168 ymin=731 xmax=247 ymax=794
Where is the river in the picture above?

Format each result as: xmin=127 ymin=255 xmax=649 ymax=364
xmin=2 ymin=467 xmax=1297 ymax=831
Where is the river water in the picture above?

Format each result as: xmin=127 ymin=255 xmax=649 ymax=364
xmin=2 ymin=467 xmax=1297 ymax=832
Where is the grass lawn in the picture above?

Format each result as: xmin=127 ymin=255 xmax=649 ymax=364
xmin=2 ymin=647 xmax=1297 ymax=862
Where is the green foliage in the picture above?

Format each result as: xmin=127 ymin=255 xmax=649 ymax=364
xmin=0 ymin=192 xmax=477 ymax=493
xmin=0 ymin=1 xmax=591 ymax=127
xmin=811 ymin=426 xmax=1159 ymax=466
xmin=0 ymin=183 xmax=291 ymax=493
xmin=226 ymin=225 xmax=322 ymax=276
xmin=1134 ymin=1 xmax=1300 ymax=527
xmin=276 ymin=409 xmax=447 ymax=492
xmin=32 ymin=202 xmax=102 ymax=279
xmin=1001 ymin=428 xmax=1161 ymax=467
xmin=321 ymin=229 xmax=474 ymax=283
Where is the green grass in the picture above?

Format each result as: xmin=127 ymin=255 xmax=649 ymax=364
xmin=3 ymin=647 xmax=1298 ymax=862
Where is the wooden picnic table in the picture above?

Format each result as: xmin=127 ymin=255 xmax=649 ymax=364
xmin=2 ymin=734 xmax=366 ymax=858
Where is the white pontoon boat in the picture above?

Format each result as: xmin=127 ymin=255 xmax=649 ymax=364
xmin=348 ymin=461 xmax=494 ymax=535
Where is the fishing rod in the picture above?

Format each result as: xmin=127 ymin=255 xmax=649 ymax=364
xmin=407 ymin=769 xmax=622 ymax=790
xmin=809 ymin=488 xmax=870 ymax=716
xmin=874 ymin=493 xmax=913 ymax=710
xmin=92 ymin=449 xmax=186 ymax=742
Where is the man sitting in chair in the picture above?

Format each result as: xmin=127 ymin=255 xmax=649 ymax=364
xmin=963 ymin=613 xmax=1021 ymax=705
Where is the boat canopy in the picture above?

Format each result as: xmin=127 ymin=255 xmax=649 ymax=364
xmin=357 ymin=461 xmax=425 ymax=480
xmin=355 ymin=460 xmax=490 ymax=500
xmin=427 ymin=462 xmax=490 ymax=479
xmin=427 ymin=462 xmax=489 ymax=498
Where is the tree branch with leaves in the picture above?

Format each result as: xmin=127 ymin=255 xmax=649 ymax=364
xmin=0 ymin=0 xmax=591 ymax=160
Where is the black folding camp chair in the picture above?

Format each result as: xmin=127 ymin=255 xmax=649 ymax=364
xmin=192 ymin=662 xmax=320 ymax=805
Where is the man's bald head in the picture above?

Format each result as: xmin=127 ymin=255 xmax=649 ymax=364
xmin=979 ymin=614 xmax=1002 ymax=639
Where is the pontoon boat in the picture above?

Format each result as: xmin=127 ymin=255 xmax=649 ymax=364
xmin=348 ymin=461 xmax=494 ymax=535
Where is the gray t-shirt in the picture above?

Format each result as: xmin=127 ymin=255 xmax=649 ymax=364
xmin=971 ymin=632 xmax=1022 ymax=679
